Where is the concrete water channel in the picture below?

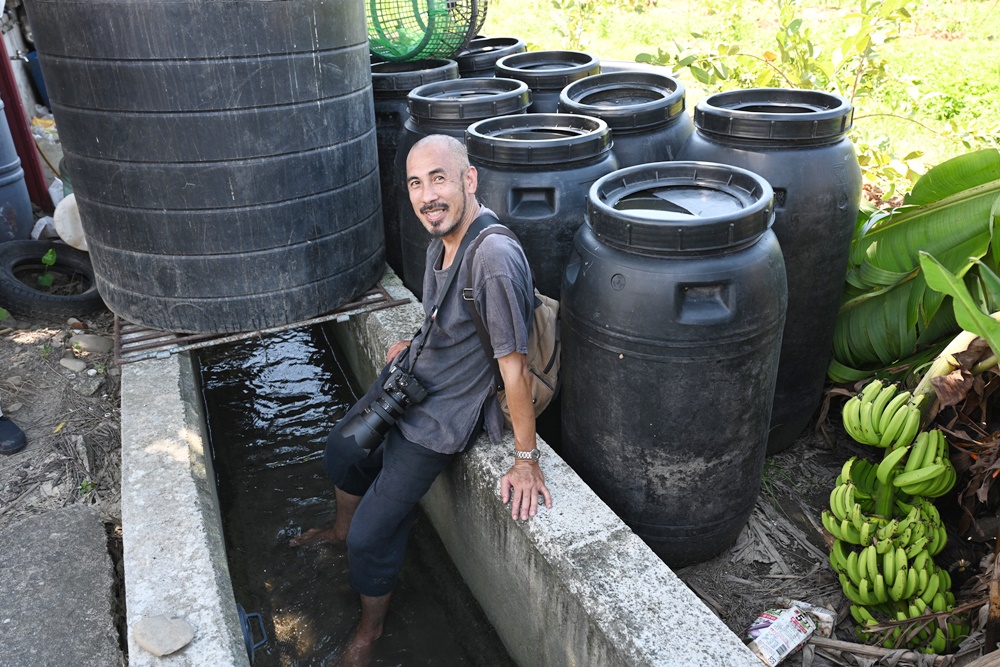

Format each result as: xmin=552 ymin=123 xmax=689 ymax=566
xmin=197 ymin=322 xmax=513 ymax=665
xmin=119 ymin=269 xmax=764 ymax=666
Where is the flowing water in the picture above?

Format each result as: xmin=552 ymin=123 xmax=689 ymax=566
xmin=197 ymin=325 xmax=514 ymax=666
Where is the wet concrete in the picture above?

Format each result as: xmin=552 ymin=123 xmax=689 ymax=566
xmin=197 ymin=325 xmax=514 ymax=666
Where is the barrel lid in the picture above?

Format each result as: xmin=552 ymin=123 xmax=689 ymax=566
xmin=466 ymin=113 xmax=611 ymax=166
xmin=408 ymin=78 xmax=532 ymax=122
xmin=588 ymin=162 xmax=774 ymax=253
xmin=371 ymin=59 xmax=459 ymax=94
xmin=454 ymin=37 xmax=527 ymax=74
xmin=559 ymin=71 xmax=686 ymax=131
xmin=495 ymin=50 xmax=600 ymax=90
xmin=693 ymin=89 xmax=853 ymax=141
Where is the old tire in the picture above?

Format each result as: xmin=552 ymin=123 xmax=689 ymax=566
xmin=0 ymin=240 xmax=105 ymax=320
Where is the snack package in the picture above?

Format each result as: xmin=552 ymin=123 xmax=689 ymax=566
xmin=746 ymin=606 xmax=817 ymax=666
xmin=784 ymin=599 xmax=836 ymax=638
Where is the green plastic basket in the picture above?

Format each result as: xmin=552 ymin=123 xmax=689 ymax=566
xmin=368 ymin=0 xmax=486 ymax=62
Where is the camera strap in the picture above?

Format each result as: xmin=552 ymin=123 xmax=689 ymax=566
xmin=406 ymin=212 xmax=496 ymax=373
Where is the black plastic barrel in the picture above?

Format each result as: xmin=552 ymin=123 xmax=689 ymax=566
xmin=558 ymin=71 xmax=694 ymax=168
xmin=373 ymin=59 xmax=459 ymax=277
xmin=495 ymin=51 xmax=600 ymax=113
xmin=24 ymin=0 xmax=384 ymax=333
xmin=465 ymin=113 xmax=618 ymax=298
xmin=454 ymin=37 xmax=526 ymax=78
xmin=677 ymin=89 xmax=861 ymax=454
xmin=560 ymin=162 xmax=786 ymax=566
xmin=396 ymin=78 xmax=531 ymax=297
xmin=0 ymin=100 xmax=34 ymax=243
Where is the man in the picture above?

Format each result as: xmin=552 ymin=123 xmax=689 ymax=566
xmin=292 ymin=134 xmax=552 ymax=664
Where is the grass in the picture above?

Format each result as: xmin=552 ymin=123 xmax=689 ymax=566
xmin=483 ymin=0 xmax=1000 ymax=182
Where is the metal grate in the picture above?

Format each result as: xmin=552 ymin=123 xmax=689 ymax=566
xmin=113 ymin=283 xmax=411 ymax=365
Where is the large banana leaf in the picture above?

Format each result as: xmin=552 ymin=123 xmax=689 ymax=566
xmin=829 ymin=149 xmax=1000 ymax=382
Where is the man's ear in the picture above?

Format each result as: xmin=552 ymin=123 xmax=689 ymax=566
xmin=465 ymin=165 xmax=478 ymax=194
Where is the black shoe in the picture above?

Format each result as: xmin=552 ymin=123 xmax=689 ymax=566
xmin=0 ymin=416 xmax=27 ymax=455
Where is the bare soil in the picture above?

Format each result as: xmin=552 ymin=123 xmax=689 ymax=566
xmin=0 ymin=308 xmax=121 ymax=534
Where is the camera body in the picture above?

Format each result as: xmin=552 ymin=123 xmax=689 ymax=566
xmin=339 ymin=360 xmax=428 ymax=451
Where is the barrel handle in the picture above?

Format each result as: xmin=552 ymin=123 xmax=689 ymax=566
xmin=677 ymin=282 xmax=733 ymax=325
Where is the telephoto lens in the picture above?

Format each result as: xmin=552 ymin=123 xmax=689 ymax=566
xmin=339 ymin=363 xmax=428 ymax=450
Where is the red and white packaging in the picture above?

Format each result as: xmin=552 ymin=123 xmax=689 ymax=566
xmin=746 ymin=606 xmax=816 ymax=666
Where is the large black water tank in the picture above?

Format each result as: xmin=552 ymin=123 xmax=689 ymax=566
xmin=454 ymin=37 xmax=526 ymax=78
xmin=495 ymin=51 xmax=600 ymax=113
xmin=373 ymin=59 xmax=459 ymax=278
xmin=25 ymin=0 xmax=384 ymax=333
xmin=396 ymin=78 xmax=531 ymax=297
xmin=558 ymin=71 xmax=694 ymax=168
xmin=465 ymin=113 xmax=618 ymax=298
xmin=560 ymin=162 xmax=786 ymax=566
xmin=678 ymin=89 xmax=861 ymax=454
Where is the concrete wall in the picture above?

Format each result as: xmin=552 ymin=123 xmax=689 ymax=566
xmin=121 ymin=353 xmax=249 ymax=666
xmin=120 ymin=267 xmax=762 ymax=666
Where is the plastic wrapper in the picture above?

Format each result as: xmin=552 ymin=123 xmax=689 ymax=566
xmin=746 ymin=606 xmax=816 ymax=666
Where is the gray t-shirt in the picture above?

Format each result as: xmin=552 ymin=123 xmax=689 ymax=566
xmin=397 ymin=216 xmax=533 ymax=454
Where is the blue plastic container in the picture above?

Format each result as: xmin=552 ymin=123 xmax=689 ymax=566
xmin=0 ymin=100 xmax=35 ymax=243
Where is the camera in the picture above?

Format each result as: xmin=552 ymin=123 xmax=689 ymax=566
xmin=339 ymin=362 xmax=428 ymax=450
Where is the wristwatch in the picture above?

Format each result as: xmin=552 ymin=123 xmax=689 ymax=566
xmin=513 ymin=447 xmax=541 ymax=461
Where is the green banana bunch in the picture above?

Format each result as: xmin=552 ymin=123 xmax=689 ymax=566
xmin=895 ymin=497 xmax=949 ymax=556
xmin=824 ymin=468 xmax=885 ymax=545
xmin=837 ymin=456 xmax=879 ymax=503
xmin=830 ymin=537 xmax=950 ymax=604
xmin=842 ymin=379 xmax=921 ymax=449
xmin=893 ymin=428 xmax=957 ymax=498
xmin=828 ymin=432 xmax=967 ymax=655
xmin=853 ymin=601 xmax=968 ymax=652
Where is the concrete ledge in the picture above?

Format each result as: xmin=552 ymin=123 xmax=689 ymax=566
xmin=0 ymin=505 xmax=122 ymax=667
xmin=121 ymin=353 xmax=248 ymax=666
xmin=331 ymin=269 xmax=762 ymax=667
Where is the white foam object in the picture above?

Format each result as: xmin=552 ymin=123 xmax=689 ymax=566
xmin=53 ymin=193 xmax=88 ymax=252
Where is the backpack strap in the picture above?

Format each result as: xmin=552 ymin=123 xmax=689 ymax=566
xmin=462 ymin=225 xmax=525 ymax=392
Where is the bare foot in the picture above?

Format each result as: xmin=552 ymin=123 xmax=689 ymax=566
xmin=335 ymin=633 xmax=378 ymax=667
xmin=289 ymin=527 xmax=345 ymax=547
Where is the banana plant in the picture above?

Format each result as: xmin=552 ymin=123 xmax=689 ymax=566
xmin=829 ymin=148 xmax=1000 ymax=383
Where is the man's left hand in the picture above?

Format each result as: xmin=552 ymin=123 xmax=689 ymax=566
xmin=500 ymin=459 xmax=552 ymax=521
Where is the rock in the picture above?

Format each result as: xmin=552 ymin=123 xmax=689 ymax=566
xmin=73 ymin=376 xmax=105 ymax=397
xmin=7 ymin=375 xmax=22 ymax=386
xmin=67 ymin=317 xmax=88 ymax=330
xmin=59 ymin=357 xmax=88 ymax=373
xmin=6 ymin=402 xmax=22 ymax=413
xmin=69 ymin=333 xmax=113 ymax=354
xmin=132 ymin=614 xmax=195 ymax=657
xmin=86 ymin=368 xmax=97 ymax=377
